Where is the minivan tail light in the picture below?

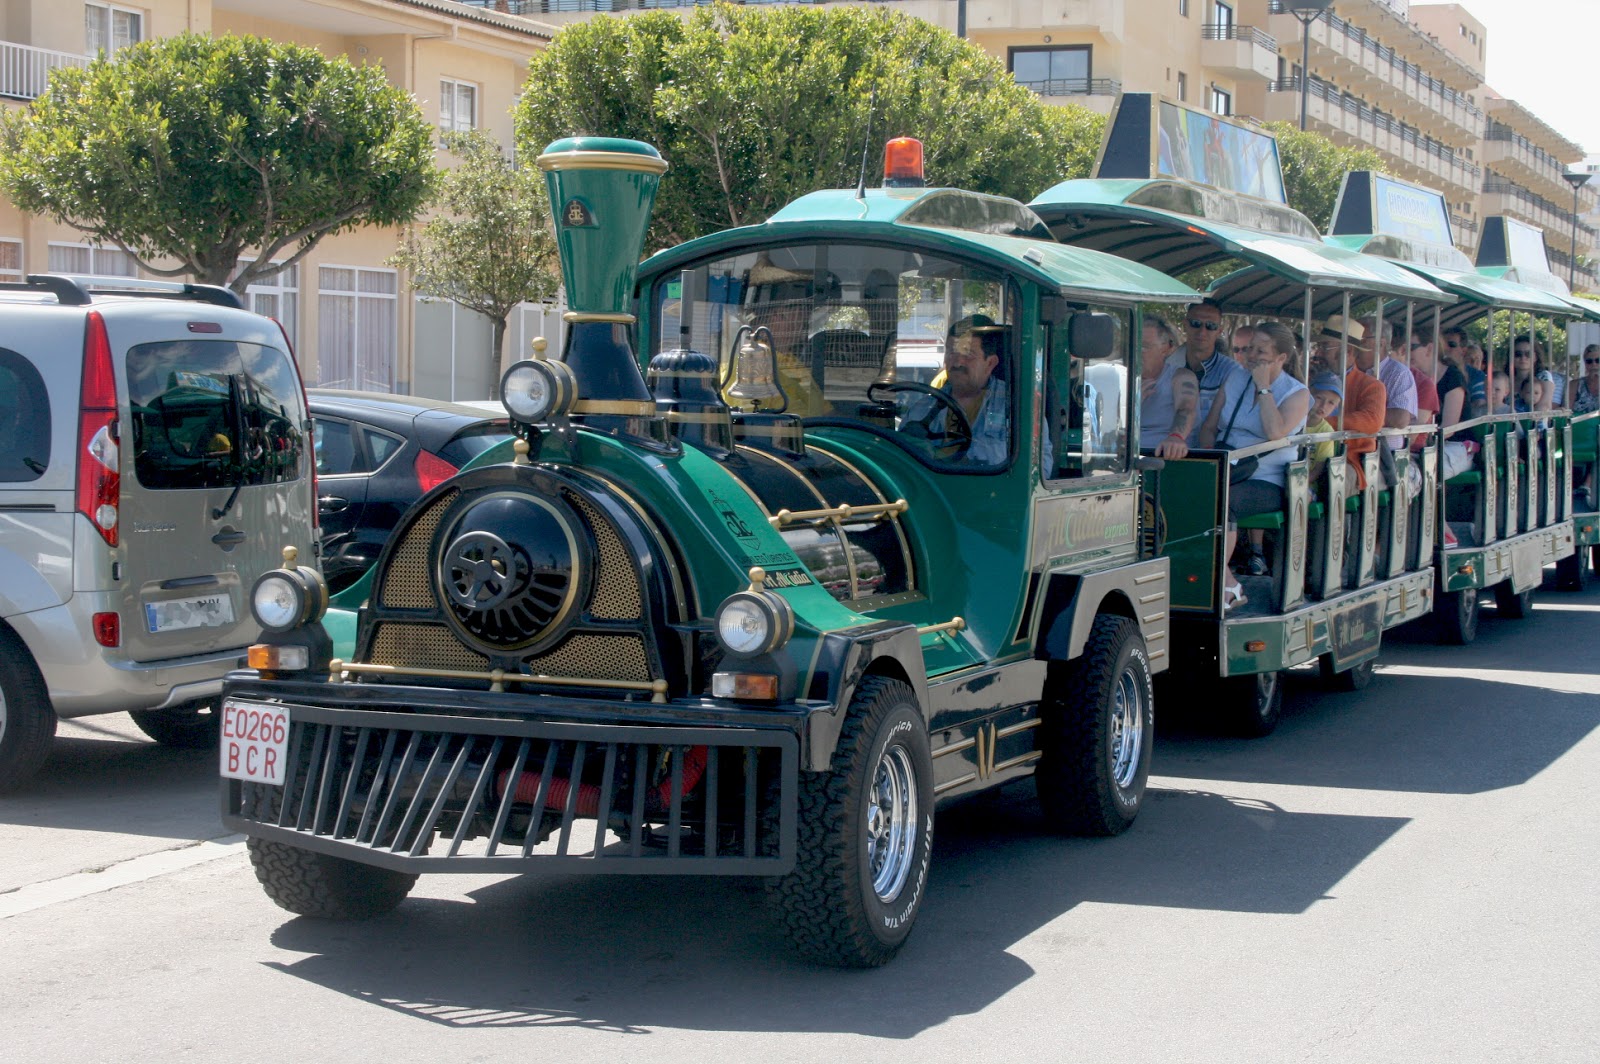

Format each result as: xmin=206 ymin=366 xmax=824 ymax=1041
xmin=77 ymin=311 xmax=120 ymax=547
xmin=92 ymin=611 xmax=120 ymax=648
xmin=414 ymin=450 xmax=458 ymax=494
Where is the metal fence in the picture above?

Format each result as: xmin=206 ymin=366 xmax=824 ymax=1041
xmin=0 ymin=40 xmax=88 ymax=101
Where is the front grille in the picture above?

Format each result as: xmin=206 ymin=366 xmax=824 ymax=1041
xmin=225 ymin=703 xmax=797 ymax=873
xmin=566 ymin=490 xmax=641 ymax=620
xmin=524 ymin=632 xmax=651 ymax=681
xmin=369 ymin=623 xmax=489 ymax=671
xmin=380 ymin=490 xmax=458 ymax=609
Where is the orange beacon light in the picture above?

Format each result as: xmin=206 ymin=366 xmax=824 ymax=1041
xmin=883 ymin=137 xmax=926 ymax=188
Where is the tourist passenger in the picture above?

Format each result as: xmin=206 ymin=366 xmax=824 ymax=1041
xmin=1199 ymin=321 xmax=1311 ymax=608
xmin=1415 ymin=325 xmax=1477 ymax=482
xmin=1306 ymin=373 xmax=1342 ymax=489
xmin=1228 ymin=324 xmax=1257 ymax=367
xmin=1176 ymin=299 xmax=1248 ymax=442
xmin=1362 ymin=316 xmax=1417 ymax=459
xmin=1138 ymin=317 xmax=1199 ymax=459
xmin=1309 ymin=316 xmax=1387 ymax=491
xmin=1511 ymin=337 xmax=1554 ymax=413
xmin=1573 ymin=344 xmax=1600 ymax=415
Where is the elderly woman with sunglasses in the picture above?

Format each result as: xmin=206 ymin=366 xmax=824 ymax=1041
xmin=1198 ymin=321 xmax=1311 ymax=609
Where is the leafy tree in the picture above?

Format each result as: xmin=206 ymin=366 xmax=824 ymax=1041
xmin=1265 ymin=121 xmax=1381 ymax=232
xmin=0 ymin=33 xmax=435 ymax=293
xmin=390 ymin=130 xmax=560 ymax=382
xmin=516 ymin=4 xmax=1105 ymax=247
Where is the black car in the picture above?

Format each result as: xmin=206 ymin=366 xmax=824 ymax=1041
xmin=309 ymin=390 xmax=513 ymax=591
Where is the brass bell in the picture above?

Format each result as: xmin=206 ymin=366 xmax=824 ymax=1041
xmin=726 ymin=324 xmax=788 ymax=412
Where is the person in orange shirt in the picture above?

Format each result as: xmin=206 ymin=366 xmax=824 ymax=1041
xmin=1310 ymin=316 xmax=1386 ymax=491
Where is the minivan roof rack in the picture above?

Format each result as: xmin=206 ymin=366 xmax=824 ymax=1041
xmin=0 ymin=273 xmax=246 ymax=311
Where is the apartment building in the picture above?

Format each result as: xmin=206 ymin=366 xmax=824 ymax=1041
xmin=0 ymin=0 xmax=557 ymax=400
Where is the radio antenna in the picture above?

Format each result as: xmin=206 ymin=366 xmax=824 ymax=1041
xmin=855 ymin=86 xmax=878 ymax=201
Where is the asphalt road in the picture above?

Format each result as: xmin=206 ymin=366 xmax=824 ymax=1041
xmin=3 ymin=579 xmax=1597 ymax=1063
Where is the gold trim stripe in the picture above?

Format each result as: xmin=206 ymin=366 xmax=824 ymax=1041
xmin=563 ymin=311 xmax=636 ymax=324
xmin=536 ymin=150 xmax=670 ymax=175
xmin=573 ymin=399 xmax=658 ymax=416
xmin=666 ymin=411 xmax=732 ymax=424
xmin=330 ymin=659 xmax=669 ymax=703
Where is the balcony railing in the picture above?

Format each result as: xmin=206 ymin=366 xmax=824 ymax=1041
xmin=1202 ymin=23 xmax=1277 ymax=49
xmin=1484 ymin=122 xmax=1569 ymax=181
xmin=1269 ymin=0 xmax=1481 ymax=120
xmin=1269 ymin=78 xmax=1480 ymax=178
xmin=0 ymin=40 xmax=89 ymax=101
xmin=1482 ymin=179 xmax=1597 ymax=240
xmin=1017 ymin=77 xmax=1122 ymax=99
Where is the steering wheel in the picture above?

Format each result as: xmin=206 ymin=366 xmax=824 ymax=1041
xmin=868 ymin=380 xmax=974 ymax=458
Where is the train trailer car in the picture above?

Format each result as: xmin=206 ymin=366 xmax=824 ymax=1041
xmin=217 ymin=137 xmax=1199 ymax=967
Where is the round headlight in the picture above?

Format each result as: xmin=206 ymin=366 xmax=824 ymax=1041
xmin=714 ymin=590 xmax=794 ymax=657
xmin=252 ymin=572 xmax=305 ymax=632
xmin=501 ymin=359 xmax=576 ymax=424
xmin=250 ymin=566 xmax=327 ymax=633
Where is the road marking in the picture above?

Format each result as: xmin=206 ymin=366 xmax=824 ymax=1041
xmin=0 ymin=835 xmax=246 ymax=919
xmin=1379 ymin=663 xmax=1600 ymax=695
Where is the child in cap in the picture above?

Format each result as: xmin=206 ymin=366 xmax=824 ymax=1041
xmin=1306 ymin=372 xmax=1342 ymax=490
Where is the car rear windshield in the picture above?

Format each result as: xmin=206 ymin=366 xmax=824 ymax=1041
xmin=126 ymin=340 xmax=307 ymax=490
xmin=0 ymin=349 xmax=50 ymax=482
xmin=439 ymin=423 xmax=514 ymax=468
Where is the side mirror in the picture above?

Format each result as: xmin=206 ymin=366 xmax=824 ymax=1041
xmin=1068 ymin=312 xmax=1116 ymax=361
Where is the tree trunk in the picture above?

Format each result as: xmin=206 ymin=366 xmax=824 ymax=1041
xmin=490 ymin=315 xmax=509 ymax=400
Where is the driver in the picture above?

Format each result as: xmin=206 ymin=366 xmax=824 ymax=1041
xmin=901 ymin=314 xmax=1009 ymax=466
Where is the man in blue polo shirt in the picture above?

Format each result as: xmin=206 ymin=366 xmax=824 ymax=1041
xmin=1177 ymin=299 xmax=1247 ymax=445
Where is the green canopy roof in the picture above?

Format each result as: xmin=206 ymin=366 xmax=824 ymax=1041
xmin=1030 ymin=178 xmax=1454 ymax=318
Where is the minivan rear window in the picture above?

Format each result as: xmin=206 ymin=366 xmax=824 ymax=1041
xmin=126 ymin=340 xmax=306 ymax=490
xmin=0 ymin=349 xmax=50 ymax=482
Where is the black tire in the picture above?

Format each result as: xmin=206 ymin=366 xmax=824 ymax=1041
xmin=0 ymin=629 xmax=57 ymax=793
xmin=243 ymin=784 xmax=417 ymax=920
xmin=1220 ymin=670 xmax=1284 ymax=738
xmin=1322 ymin=655 xmax=1375 ymax=692
xmin=766 ymin=676 xmax=934 ymax=969
xmin=1556 ymin=552 xmax=1590 ymax=592
xmin=1494 ymin=581 xmax=1533 ymax=619
xmin=130 ymin=698 xmax=221 ymax=749
xmin=1434 ymin=587 xmax=1480 ymax=645
xmin=1035 ymin=615 xmax=1153 ymax=836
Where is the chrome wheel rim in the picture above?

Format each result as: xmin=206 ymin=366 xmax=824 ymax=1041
xmin=867 ymin=743 xmax=918 ymax=903
xmin=1109 ymin=666 xmax=1146 ymax=791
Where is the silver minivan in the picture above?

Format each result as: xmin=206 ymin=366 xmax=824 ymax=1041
xmin=0 ymin=275 xmax=315 ymax=790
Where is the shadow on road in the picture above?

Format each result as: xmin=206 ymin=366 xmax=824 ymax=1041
xmin=262 ymin=784 xmax=1404 ymax=1036
xmin=0 ymin=720 xmax=217 ymax=838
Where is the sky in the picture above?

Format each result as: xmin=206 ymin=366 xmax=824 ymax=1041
xmin=1434 ymin=0 xmax=1600 ymax=154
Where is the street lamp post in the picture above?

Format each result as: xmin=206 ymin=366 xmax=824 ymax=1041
xmin=1287 ymin=1 xmax=1334 ymax=132
xmin=1562 ymin=170 xmax=1590 ymax=290
xmin=957 ymin=0 xmax=966 ymax=38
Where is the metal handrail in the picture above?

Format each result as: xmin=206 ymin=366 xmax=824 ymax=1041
xmin=0 ymin=39 xmax=89 ymax=101
xmin=1268 ymin=78 xmax=1480 ymax=177
xmin=1014 ymin=77 xmax=1122 ymax=98
xmin=1201 ymin=23 xmax=1277 ymax=49
xmin=1269 ymin=0 xmax=1483 ymax=119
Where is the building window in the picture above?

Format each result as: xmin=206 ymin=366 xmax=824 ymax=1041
xmin=1213 ymin=1 xmax=1234 ymax=30
xmin=0 ymin=240 xmax=21 ymax=282
xmin=85 ymin=3 xmax=143 ymax=56
xmin=243 ymin=262 xmax=300 ymax=354
xmin=439 ymin=78 xmax=478 ymax=134
xmin=1008 ymin=46 xmax=1092 ymax=96
xmin=1210 ymin=87 xmax=1233 ymax=115
xmin=1177 ymin=71 xmax=1188 ymax=103
xmin=318 ymin=266 xmax=397 ymax=391
xmin=48 ymin=242 xmax=137 ymax=277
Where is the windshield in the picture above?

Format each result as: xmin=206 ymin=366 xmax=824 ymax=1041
xmin=652 ymin=242 xmax=1018 ymax=471
xmin=127 ymin=340 xmax=306 ymax=490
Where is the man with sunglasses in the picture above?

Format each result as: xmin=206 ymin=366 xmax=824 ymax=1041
xmin=1441 ymin=327 xmax=1488 ymax=414
xmin=1176 ymin=299 xmax=1246 ymax=444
